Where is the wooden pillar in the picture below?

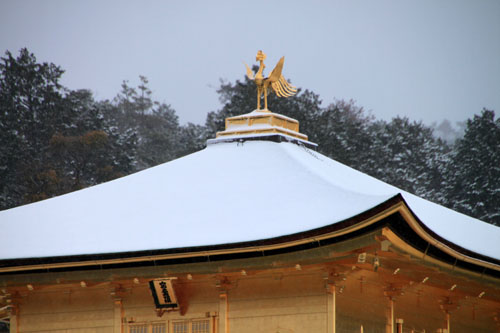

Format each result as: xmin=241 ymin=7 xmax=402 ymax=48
xmin=384 ymin=284 xmax=403 ymax=333
xmin=439 ymin=297 xmax=458 ymax=333
xmin=396 ymin=318 xmax=403 ymax=333
xmin=385 ymin=298 xmax=394 ymax=333
xmin=219 ymin=292 xmax=229 ymax=333
xmin=113 ymin=299 xmax=123 ymax=333
xmin=327 ymin=284 xmax=336 ymax=333
xmin=9 ymin=305 xmax=18 ymax=333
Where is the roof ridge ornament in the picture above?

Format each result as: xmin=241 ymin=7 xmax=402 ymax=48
xmin=244 ymin=50 xmax=298 ymax=111
xmin=208 ymin=51 xmax=315 ymax=148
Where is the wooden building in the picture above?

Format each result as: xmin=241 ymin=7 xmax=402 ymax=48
xmin=0 ymin=110 xmax=499 ymax=333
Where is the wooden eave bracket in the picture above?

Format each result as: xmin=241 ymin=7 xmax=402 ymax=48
xmin=171 ymin=279 xmax=188 ymax=316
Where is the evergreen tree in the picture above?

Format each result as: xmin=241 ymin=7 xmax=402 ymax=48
xmin=111 ymin=78 xmax=183 ymax=170
xmin=135 ymin=75 xmax=153 ymax=115
xmin=431 ymin=119 xmax=464 ymax=144
xmin=314 ymin=99 xmax=373 ymax=172
xmin=444 ymin=109 xmax=500 ymax=226
xmin=366 ymin=117 xmax=450 ymax=202
xmin=0 ymin=50 xmax=136 ymax=210
xmin=0 ymin=48 xmax=66 ymax=208
xmin=136 ymin=103 xmax=181 ymax=169
xmin=177 ymin=122 xmax=207 ymax=157
xmin=47 ymin=90 xmax=137 ymax=194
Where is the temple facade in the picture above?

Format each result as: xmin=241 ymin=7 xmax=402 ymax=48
xmin=1 ymin=109 xmax=499 ymax=333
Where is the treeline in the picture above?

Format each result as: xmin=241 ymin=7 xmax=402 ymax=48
xmin=1 ymin=49 xmax=499 ymax=226
xmin=0 ymin=49 xmax=205 ymax=209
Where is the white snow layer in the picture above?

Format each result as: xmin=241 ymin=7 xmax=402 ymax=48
xmin=1 ymin=141 xmax=499 ymax=260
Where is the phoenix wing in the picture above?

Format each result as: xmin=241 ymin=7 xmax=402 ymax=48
xmin=244 ymin=62 xmax=255 ymax=80
xmin=268 ymin=57 xmax=297 ymax=97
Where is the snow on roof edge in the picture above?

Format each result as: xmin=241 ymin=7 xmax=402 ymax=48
xmin=0 ymin=140 xmax=499 ymax=265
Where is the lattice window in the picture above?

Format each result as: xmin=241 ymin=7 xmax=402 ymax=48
xmin=152 ymin=323 xmax=167 ymax=333
xmin=192 ymin=320 xmax=210 ymax=333
xmin=173 ymin=321 xmax=188 ymax=333
xmin=172 ymin=319 xmax=210 ymax=333
xmin=129 ymin=323 xmax=166 ymax=333
xmin=129 ymin=318 xmax=210 ymax=333
xmin=130 ymin=324 xmax=148 ymax=333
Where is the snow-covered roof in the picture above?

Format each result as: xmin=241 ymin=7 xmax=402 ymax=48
xmin=1 ymin=138 xmax=499 ymax=264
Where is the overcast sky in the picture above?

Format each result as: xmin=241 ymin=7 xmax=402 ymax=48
xmin=1 ymin=0 xmax=499 ymax=126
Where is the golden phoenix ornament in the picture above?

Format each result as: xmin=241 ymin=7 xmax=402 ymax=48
xmin=244 ymin=50 xmax=297 ymax=111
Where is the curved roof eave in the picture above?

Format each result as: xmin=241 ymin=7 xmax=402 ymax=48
xmin=394 ymin=196 xmax=500 ymax=273
xmin=1 ymin=140 xmax=499 ymax=275
xmin=1 ymin=194 xmax=499 ymax=277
